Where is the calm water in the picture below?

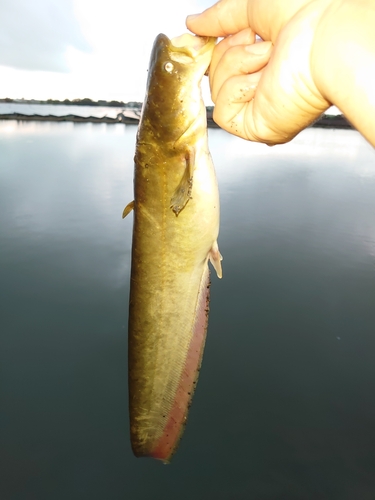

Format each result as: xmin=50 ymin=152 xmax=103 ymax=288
xmin=1 ymin=120 xmax=375 ymax=499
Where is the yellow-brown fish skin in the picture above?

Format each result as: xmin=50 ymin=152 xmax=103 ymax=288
xmin=124 ymin=33 xmax=221 ymax=462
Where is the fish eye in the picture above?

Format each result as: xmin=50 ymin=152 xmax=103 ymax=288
xmin=164 ymin=62 xmax=174 ymax=73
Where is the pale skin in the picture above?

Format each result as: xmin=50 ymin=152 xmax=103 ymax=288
xmin=186 ymin=0 xmax=375 ymax=147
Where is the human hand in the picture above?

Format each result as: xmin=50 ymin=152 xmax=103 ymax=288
xmin=186 ymin=0 xmax=332 ymax=144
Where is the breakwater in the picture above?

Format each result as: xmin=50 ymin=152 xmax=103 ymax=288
xmin=0 ymin=110 xmax=353 ymax=129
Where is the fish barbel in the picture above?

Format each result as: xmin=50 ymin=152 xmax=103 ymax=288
xmin=123 ymin=33 xmax=221 ymax=462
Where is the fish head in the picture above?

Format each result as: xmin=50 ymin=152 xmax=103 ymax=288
xmin=141 ymin=33 xmax=216 ymax=142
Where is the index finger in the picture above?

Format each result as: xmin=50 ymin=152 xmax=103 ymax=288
xmin=186 ymin=0 xmax=250 ymax=37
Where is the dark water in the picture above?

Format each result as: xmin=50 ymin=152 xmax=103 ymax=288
xmin=1 ymin=120 xmax=375 ymax=499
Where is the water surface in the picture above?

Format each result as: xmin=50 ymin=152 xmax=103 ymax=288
xmin=1 ymin=121 xmax=375 ymax=499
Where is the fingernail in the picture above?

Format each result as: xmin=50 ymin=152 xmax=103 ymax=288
xmin=245 ymin=41 xmax=272 ymax=55
xmin=186 ymin=14 xmax=199 ymax=22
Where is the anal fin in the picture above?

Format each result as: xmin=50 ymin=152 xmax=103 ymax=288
xmin=209 ymin=240 xmax=223 ymax=279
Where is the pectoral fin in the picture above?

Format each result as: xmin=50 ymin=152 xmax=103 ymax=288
xmin=170 ymin=149 xmax=195 ymax=216
xmin=209 ymin=240 xmax=223 ymax=279
xmin=122 ymin=200 xmax=134 ymax=219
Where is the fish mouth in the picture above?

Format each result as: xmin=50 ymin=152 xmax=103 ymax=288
xmin=170 ymin=33 xmax=216 ymax=57
xmin=158 ymin=33 xmax=216 ymax=67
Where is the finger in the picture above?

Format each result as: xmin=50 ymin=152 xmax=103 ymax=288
xmin=214 ymin=60 xmax=329 ymax=145
xmin=214 ymin=69 xmax=307 ymax=144
xmin=210 ymin=40 xmax=272 ymax=101
xmin=186 ymin=0 xmax=249 ymax=37
xmin=210 ymin=28 xmax=256 ymax=71
xmin=213 ymin=71 xmax=263 ymax=139
xmin=209 ymin=28 xmax=256 ymax=89
xmin=187 ymin=0 xmax=316 ymax=45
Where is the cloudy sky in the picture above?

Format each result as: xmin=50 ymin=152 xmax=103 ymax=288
xmin=0 ymin=0 xmax=213 ymax=102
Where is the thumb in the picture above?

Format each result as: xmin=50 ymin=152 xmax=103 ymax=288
xmin=186 ymin=0 xmax=249 ymax=37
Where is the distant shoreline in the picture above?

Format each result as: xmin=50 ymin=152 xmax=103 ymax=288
xmin=0 ymin=113 xmax=140 ymax=125
xmin=0 ymin=98 xmax=353 ymax=130
xmin=0 ymin=112 xmax=353 ymax=130
xmin=0 ymin=97 xmax=138 ymax=107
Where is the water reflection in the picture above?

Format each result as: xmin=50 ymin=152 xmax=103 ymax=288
xmin=1 ymin=122 xmax=375 ymax=499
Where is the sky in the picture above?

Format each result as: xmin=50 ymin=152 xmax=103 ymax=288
xmin=0 ymin=0 xmax=214 ymax=102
